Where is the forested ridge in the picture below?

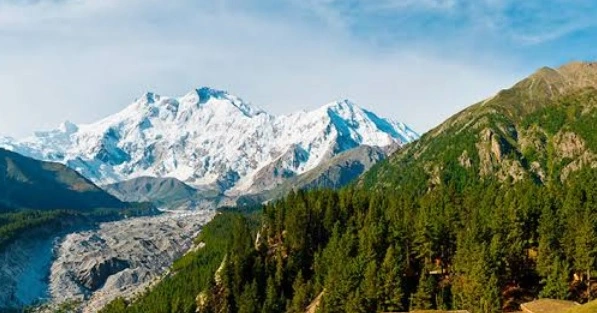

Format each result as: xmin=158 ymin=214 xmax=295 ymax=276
xmin=0 ymin=210 xmax=73 ymax=249
xmin=99 ymin=63 xmax=597 ymax=313
xmin=0 ymin=147 xmax=152 ymax=256
xmin=0 ymin=148 xmax=125 ymax=212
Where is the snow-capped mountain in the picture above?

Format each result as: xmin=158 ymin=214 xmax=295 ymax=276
xmin=0 ymin=87 xmax=418 ymax=194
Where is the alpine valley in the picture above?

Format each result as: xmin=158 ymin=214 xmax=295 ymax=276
xmin=4 ymin=62 xmax=597 ymax=313
xmin=0 ymin=88 xmax=418 ymax=312
xmin=95 ymin=61 xmax=597 ymax=313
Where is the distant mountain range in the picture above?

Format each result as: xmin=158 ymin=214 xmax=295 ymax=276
xmin=0 ymin=87 xmax=418 ymax=208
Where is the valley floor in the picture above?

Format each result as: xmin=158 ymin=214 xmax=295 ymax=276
xmin=50 ymin=210 xmax=215 ymax=313
xmin=1 ymin=210 xmax=215 ymax=313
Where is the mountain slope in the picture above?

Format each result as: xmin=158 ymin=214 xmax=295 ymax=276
xmin=108 ymin=146 xmax=392 ymax=210
xmin=99 ymin=62 xmax=597 ymax=313
xmin=0 ymin=148 xmax=124 ymax=211
xmin=236 ymin=145 xmax=390 ymax=206
xmin=287 ymin=145 xmax=388 ymax=190
xmin=104 ymin=177 xmax=221 ymax=210
xmin=0 ymin=89 xmax=418 ymax=196
xmin=104 ymin=177 xmax=197 ymax=204
xmin=362 ymin=61 xmax=597 ymax=191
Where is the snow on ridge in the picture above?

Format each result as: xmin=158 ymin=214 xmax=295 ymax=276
xmin=0 ymin=87 xmax=419 ymax=193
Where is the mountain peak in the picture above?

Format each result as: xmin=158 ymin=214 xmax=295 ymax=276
xmin=326 ymin=99 xmax=359 ymax=109
xmin=59 ymin=121 xmax=79 ymax=134
xmin=526 ymin=61 xmax=597 ymax=82
xmin=558 ymin=60 xmax=597 ymax=72
xmin=557 ymin=61 xmax=597 ymax=89
xmin=196 ymin=87 xmax=229 ymax=104
xmin=523 ymin=61 xmax=597 ymax=92
xmin=1 ymin=88 xmax=417 ymax=192
xmin=362 ymin=61 xmax=597 ymax=192
xmin=323 ymin=99 xmax=364 ymax=119
xmin=137 ymin=92 xmax=159 ymax=105
xmin=318 ymin=99 xmax=419 ymax=145
xmin=530 ymin=66 xmax=558 ymax=78
xmin=178 ymin=86 xmax=265 ymax=117
xmin=179 ymin=87 xmax=229 ymax=105
xmin=493 ymin=62 xmax=597 ymax=118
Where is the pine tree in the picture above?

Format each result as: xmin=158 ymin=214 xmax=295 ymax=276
xmin=288 ymin=272 xmax=310 ymax=313
xmin=345 ymin=290 xmax=366 ymax=313
xmin=238 ymin=280 xmax=260 ymax=313
xmin=537 ymin=202 xmax=562 ymax=278
xmin=452 ymin=231 xmax=485 ymax=313
xmin=481 ymin=273 xmax=501 ymax=313
xmin=540 ymin=257 xmax=570 ymax=300
xmin=378 ymin=246 xmax=404 ymax=312
xmin=411 ymin=268 xmax=436 ymax=310
xmin=573 ymin=206 xmax=596 ymax=300
xmin=361 ymin=260 xmax=378 ymax=312
xmin=262 ymin=277 xmax=283 ymax=313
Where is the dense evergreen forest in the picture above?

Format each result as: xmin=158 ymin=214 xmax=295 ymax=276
xmin=102 ymin=169 xmax=597 ymax=313
xmin=99 ymin=64 xmax=597 ymax=313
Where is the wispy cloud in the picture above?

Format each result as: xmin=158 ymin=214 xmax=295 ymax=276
xmin=289 ymin=0 xmax=597 ymax=45
xmin=469 ymin=0 xmax=597 ymax=45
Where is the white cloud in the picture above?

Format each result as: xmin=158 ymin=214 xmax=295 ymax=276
xmin=0 ymin=0 xmax=524 ymax=137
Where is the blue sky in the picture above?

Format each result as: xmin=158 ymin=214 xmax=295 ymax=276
xmin=0 ymin=0 xmax=596 ymax=136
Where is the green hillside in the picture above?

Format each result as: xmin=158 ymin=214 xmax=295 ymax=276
xmin=362 ymin=62 xmax=597 ymax=192
xmin=101 ymin=62 xmax=597 ymax=313
xmin=0 ymin=148 xmax=125 ymax=212
xmin=0 ymin=149 xmax=143 ymax=252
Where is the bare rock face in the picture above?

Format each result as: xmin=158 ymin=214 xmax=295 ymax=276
xmin=458 ymin=150 xmax=472 ymax=168
xmin=555 ymin=132 xmax=586 ymax=159
xmin=49 ymin=210 xmax=215 ymax=313
xmin=78 ymin=257 xmax=131 ymax=291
